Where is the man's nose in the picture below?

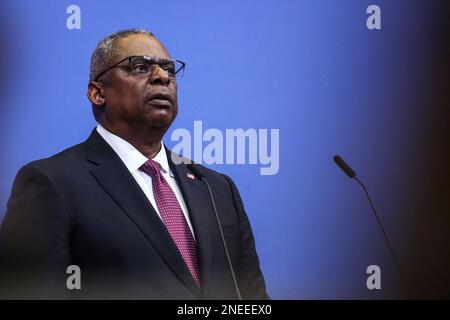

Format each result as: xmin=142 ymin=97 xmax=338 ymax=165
xmin=149 ymin=64 xmax=171 ymax=85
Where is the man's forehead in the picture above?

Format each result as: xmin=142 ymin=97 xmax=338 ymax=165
xmin=115 ymin=34 xmax=170 ymax=59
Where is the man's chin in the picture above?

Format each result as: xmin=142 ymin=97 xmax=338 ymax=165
xmin=146 ymin=116 xmax=176 ymax=131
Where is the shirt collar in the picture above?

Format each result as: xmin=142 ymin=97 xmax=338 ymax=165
xmin=96 ymin=124 xmax=173 ymax=177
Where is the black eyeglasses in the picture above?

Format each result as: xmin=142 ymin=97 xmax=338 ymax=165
xmin=94 ymin=55 xmax=186 ymax=81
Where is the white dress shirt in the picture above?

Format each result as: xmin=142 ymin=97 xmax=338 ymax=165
xmin=96 ymin=124 xmax=195 ymax=238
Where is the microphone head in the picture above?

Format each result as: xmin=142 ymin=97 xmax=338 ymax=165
xmin=333 ymin=155 xmax=356 ymax=178
xmin=187 ymin=164 xmax=205 ymax=179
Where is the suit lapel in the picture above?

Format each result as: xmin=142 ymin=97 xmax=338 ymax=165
xmin=166 ymin=150 xmax=215 ymax=296
xmin=83 ymin=130 xmax=201 ymax=297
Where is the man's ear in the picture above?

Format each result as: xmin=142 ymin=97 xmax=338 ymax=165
xmin=87 ymin=81 xmax=106 ymax=106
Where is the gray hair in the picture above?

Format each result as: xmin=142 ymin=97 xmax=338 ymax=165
xmin=89 ymin=29 xmax=155 ymax=81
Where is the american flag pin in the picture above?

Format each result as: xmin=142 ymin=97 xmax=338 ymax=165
xmin=187 ymin=172 xmax=195 ymax=180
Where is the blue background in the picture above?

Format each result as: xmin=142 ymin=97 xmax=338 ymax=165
xmin=0 ymin=0 xmax=449 ymax=298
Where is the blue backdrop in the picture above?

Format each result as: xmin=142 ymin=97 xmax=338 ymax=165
xmin=0 ymin=0 xmax=449 ymax=299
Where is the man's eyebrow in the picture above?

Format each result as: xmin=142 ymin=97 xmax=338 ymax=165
xmin=141 ymin=55 xmax=172 ymax=61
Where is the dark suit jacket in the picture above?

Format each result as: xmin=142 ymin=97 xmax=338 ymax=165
xmin=0 ymin=129 xmax=268 ymax=299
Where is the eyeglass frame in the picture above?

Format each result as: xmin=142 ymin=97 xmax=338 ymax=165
xmin=93 ymin=55 xmax=186 ymax=82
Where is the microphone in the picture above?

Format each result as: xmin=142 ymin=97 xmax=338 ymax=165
xmin=333 ymin=155 xmax=355 ymax=178
xmin=333 ymin=155 xmax=409 ymax=294
xmin=187 ymin=164 xmax=242 ymax=300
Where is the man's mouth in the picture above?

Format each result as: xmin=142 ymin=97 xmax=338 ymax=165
xmin=146 ymin=92 xmax=173 ymax=107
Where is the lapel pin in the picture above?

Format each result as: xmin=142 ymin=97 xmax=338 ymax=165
xmin=187 ymin=172 xmax=195 ymax=180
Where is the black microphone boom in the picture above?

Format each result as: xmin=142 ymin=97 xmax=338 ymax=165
xmin=333 ymin=155 xmax=409 ymax=294
xmin=187 ymin=164 xmax=243 ymax=300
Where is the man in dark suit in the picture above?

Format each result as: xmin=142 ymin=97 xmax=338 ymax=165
xmin=0 ymin=29 xmax=268 ymax=299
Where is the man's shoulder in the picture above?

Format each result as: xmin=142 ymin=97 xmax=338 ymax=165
xmin=20 ymin=140 xmax=88 ymax=177
xmin=21 ymin=129 xmax=103 ymax=173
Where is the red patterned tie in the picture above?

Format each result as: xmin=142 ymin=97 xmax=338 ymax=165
xmin=140 ymin=160 xmax=201 ymax=287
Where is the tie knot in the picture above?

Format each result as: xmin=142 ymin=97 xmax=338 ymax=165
xmin=140 ymin=159 xmax=161 ymax=178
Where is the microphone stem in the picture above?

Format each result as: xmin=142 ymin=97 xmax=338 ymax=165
xmin=354 ymin=176 xmax=410 ymax=296
xmin=201 ymin=177 xmax=243 ymax=300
